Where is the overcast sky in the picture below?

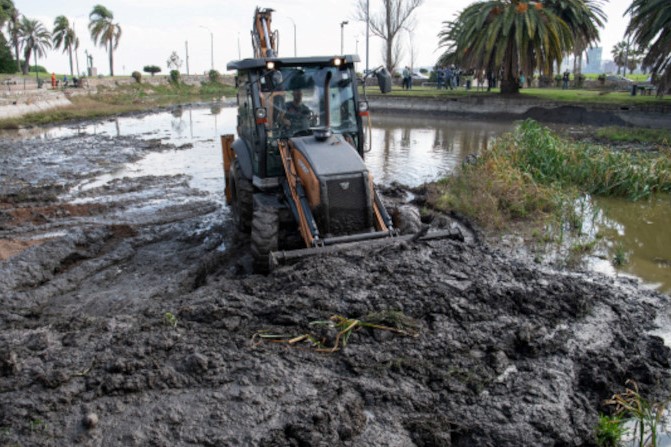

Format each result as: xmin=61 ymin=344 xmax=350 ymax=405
xmin=15 ymin=0 xmax=633 ymax=76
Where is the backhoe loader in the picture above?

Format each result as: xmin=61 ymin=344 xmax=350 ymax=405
xmin=221 ymin=8 xmax=444 ymax=272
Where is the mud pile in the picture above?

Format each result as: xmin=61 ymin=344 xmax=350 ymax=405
xmin=1 ymin=128 xmax=670 ymax=446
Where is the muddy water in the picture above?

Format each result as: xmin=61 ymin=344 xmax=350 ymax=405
xmin=588 ymin=195 xmax=671 ymax=295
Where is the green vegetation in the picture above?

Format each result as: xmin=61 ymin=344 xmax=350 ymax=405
xmin=605 ymin=380 xmax=668 ymax=447
xmin=429 ymin=120 xmax=671 ymax=232
xmin=595 ymin=126 xmax=671 ymax=146
xmin=438 ymin=0 xmax=604 ymax=95
xmin=52 ymin=15 xmax=78 ymax=77
xmin=143 ymin=65 xmax=161 ymax=76
xmin=18 ymin=16 xmax=52 ymax=75
xmin=163 ymin=311 xmax=178 ymax=328
xmin=626 ymin=0 xmax=671 ymax=96
xmin=612 ymin=243 xmax=629 ymax=267
xmin=88 ymin=4 xmax=121 ymax=76
xmin=595 ymin=414 xmax=626 ymax=447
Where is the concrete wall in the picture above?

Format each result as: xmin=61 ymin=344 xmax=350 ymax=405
xmin=368 ymin=95 xmax=671 ymax=129
xmin=0 ymin=90 xmax=71 ymax=120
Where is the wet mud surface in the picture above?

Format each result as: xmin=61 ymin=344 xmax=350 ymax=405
xmin=1 ymin=120 xmax=671 ymax=446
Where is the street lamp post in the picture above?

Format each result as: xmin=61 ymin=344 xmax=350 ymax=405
xmin=287 ymin=17 xmax=297 ymax=57
xmin=200 ymin=25 xmax=214 ymax=71
xmin=340 ymin=21 xmax=348 ymax=54
xmin=366 ymin=0 xmax=370 ymax=74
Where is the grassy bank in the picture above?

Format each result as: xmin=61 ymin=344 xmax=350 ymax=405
xmin=368 ymin=85 xmax=670 ymax=105
xmin=429 ymin=120 xmax=671 ymax=232
xmin=595 ymin=126 xmax=671 ymax=145
xmin=0 ymin=81 xmax=236 ymax=129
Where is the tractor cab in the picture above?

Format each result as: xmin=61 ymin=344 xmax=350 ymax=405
xmin=228 ymin=56 xmax=371 ymax=186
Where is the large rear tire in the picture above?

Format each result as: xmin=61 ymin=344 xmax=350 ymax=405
xmin=251 ymin=203 xmax=279 ymax=274
xmin=230 ymin=159 xmax=253 ymax=233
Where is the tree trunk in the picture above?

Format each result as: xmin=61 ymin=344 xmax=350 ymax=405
xmin=500 ymin=77 xmax=519 ymax=94
xmin=13 ymin=42 xmax=20 ymax=73
xmin=109 ymin=40 xmax=114 ymax=76
xmin=22 ymin=49 xmax=31 ymax=75
xmin=385 ymin=4 xmax=392 ymax=74
xmin=500 ymin=39 xmax=519 ymax=94
xmin=75 ymin=49 xmax=80 ymax=77
xmin=68 ymin=46 xmax=74 ymax=77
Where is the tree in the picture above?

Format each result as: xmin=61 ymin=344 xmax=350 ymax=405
xmin=0 ymin=0 xmax=19 ymax=73
xmin=544 ymin=0 xmax=605 ymax=77
xmin=166 ymin=51 xmax=183 ymax=71
xmin=53 ymin=16 xmax=79 ymax=77
xmin=438 ymin=0 xmax=574 ymax=94
xmin=18 ymin=16 xmax=51 ymax=76
xmin=611 ymin=41 xmax=628 ymax=74
xmin=6 ymin=3 xmax=20 ymax=72
xmin=0 ymin=0 xmax=13 ymax=26
xmin=0 ymin=32 xmax=14 ymax=73
xmin=143 ymin=65 xmax=161 ymax=76
xmin=610 ymin=40 xmax=644 ymax=75
xmin=354 ymin=0 xmax=424 ymax=75
xmin=626 ymin=0 xmax=671 ymax=96
xmin=88 ymin=4 xmax=121 ymax=76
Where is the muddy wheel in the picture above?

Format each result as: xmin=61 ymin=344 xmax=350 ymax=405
xmin=229 ymin=159 xmax=253 ymax=232
xmin=251 ymin=203 xmax=278 ymax=273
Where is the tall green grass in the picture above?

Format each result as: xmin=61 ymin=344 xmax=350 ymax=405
xmin=509 ymin=120 xmax=671 ymax=200
xmin=430 ymin=120 xmax=671 ymax=230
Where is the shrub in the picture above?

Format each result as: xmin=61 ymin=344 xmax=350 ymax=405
xmin=208 ymin=69 xmax=221 ymax=83
xmin=131 ymin=71 xmax=142 ymax=83
xmin=169 ymin=69 xmax=180 ymax=84
xmin=143 ymin=65 xmax=161 ymax=77
xmin=29 ymin=65 xmax=48 ymax=73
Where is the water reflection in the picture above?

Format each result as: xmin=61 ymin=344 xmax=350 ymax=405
xmin=590 ymin=195 xmax=671 ymax=294
xmin=367 ymin=114 xmax=510 ymax=186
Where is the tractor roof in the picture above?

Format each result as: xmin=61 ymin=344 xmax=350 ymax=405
xmin=227 ymin=55 xmax=360 ymax=71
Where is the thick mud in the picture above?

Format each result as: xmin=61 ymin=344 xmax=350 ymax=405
xmin=1 ymin=118 xmax=670 ymax=446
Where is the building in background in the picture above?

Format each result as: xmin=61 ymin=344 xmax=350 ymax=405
xmin=584 ymin=47 xmax=602 ymax=74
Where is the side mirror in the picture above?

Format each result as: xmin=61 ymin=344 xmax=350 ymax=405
xmin=376 ymin=67 xmax=392 ymax=94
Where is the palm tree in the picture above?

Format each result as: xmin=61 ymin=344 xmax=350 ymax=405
xmin=88 ymin=4 xmax=121 ymax=76
xmin=545 ymin=0 xmax=605 ymax=77
xmin=611 ymin=41 xmax=628 ymax=74
xmin=438 ymin=0 xmax=574 ymax=94
xmin=0 ymin=0 xmax=17 ymax=72
xmin=626 ymin=0 xmax=671 ymax=96
xmin=53 ymin=16 xmax=79 ymax=77
xmin=6 ymin=3 xmax=20 ymax=72
xmin=0 ymin=0 xmax=12 ymax=26
xmin=18 ymin=16 xmax=51 ymax=77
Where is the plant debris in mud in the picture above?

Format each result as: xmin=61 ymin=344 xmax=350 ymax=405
xmin=252 ymin=312 xmax=420 ymax=353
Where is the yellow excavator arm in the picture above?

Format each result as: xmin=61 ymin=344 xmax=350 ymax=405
xmin=252 ymin=7 xmax=278 ymax=58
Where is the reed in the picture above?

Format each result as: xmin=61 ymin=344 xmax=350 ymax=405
xmin=429 ymin=119 xmax=671 ymax=231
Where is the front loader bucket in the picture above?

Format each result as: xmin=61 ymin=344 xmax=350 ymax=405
xmin=267 ymin=227 xmax=464 ymax=271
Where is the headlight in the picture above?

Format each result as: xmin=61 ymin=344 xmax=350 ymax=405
xmin=255 ymin=107 xmax=268 ymax=124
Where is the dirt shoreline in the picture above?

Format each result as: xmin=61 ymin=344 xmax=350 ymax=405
xmin=1 ymin=110 xmax=670 ymax=446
